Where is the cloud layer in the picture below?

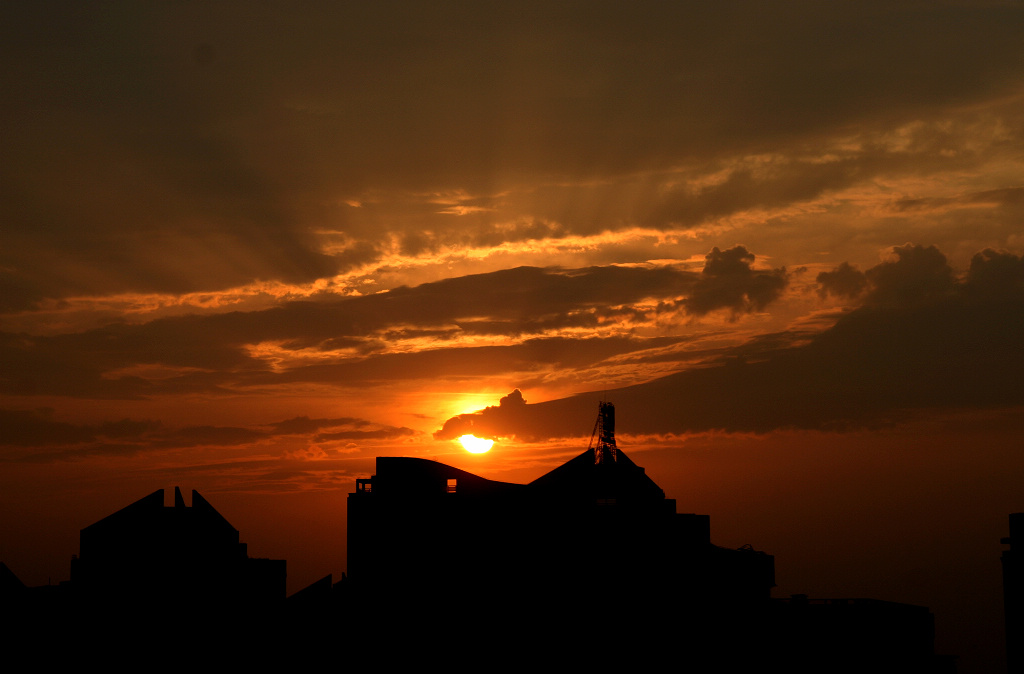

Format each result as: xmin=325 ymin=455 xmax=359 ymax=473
xmin=2 ymin=1 xmax=1023 ymax=313
xmin=437 ymin=246 xmax=1024 ymax=441
xmin=0 ymin=409 xmax=414 ymax=463
xmin=0 ymin=261 xmax=729 ymax=399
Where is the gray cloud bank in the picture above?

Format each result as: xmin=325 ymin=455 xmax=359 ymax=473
xmin=436 ymin=245 xmax=1024 ymax=441
xmin=2 ymin=2 xmax=1023 ymax=307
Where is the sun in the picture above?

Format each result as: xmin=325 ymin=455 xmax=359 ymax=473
xmin=458 ymin=434 xmax=494 ymax=454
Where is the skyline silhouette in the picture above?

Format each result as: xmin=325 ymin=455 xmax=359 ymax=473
xmin=3 ymin=405 xmax=969 ymax=671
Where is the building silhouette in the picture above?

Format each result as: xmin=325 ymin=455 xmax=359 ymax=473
xmin=1004 ymin=513 xmax=1024 ymax=673
xmin=4 ymin=488 xmax=288 ymax=664
xmin=347 ymin=403 xmax=945 ymax=670
xmin=71 ymin=486 xmax=285 ymax=612
xmin=1 ymin=404 xmax=954 ymax=670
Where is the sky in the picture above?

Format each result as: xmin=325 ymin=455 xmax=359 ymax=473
xmin=2 ymin=1 xmax=1023 ymax=669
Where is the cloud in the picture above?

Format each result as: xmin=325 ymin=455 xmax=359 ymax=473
xmin=2 ymin=2 xmax=1022 ymax=308
xmin=267 ymin=416 xmax=370 ymax=435
xmin=434 ymin=389 xmax=532 ymax=441
xmin=244 ymin=336 xmax=691 ymax=394
xmin=150 ymin=425 xmax=267 ymax=449
xmin=817 ymin=262 xmax=867 ymax=300
xmin=313 ymin=427 xmax=417 ymax=442
xmin=0 ymin=265 xmax=698 ymax=398
xmin=0 ymin=410 xmax=416 ymax=462
xmin=965 ymin=248 xmax=1024 ymax=299
xmin=267 ymin=415 xmax=418 ymax=443
xmin=0 ymin=408 xmax=107 ymax=447
xmin=685 ymin=246 xmax=788 ymax=316
xmin=816 ymin=244 xmax=958 ymax=307
xmin=438 ymin=245 xmax=1024 ymax=441
xmin=862 ymin=244 xmax=955 ymax=307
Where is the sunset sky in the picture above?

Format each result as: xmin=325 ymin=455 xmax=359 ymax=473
xmin=2 ymin=2 xmax=1024 ymax=669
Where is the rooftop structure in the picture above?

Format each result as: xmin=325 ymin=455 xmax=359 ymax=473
xmin=348 ymin=402 xmax=775 ymax=655
xmin=345 ymin=403 xmax=950 ymax=670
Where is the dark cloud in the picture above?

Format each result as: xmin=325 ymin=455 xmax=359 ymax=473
xmin=0 ymin=270 xmax=54 ymax=313
xmin=249 ymin=336 xmax=688 ymax=391
xmin=0 ymin=408 xmax=103 ymax=447
xmin=0 ymin=265 xmax=696 ymax=398
xmin=268 ymin=415 xmax=417 ymax=442
xmin=863 ymin=244 xmax=955 ymax=307
xmin=2 ymin=2 xmax=1022 ymax=304
xmin=440 ymin=246 xmax=1024 ymax=441
xmin=314 ymin=427 xmax=417 ymax=442
xmin=151 ymin=425 xmax=267 ymax=449
xmin=96 ymin=418 xmax=162 ymax=439
xmin=685 ymin=246 xmax=788 ymax=316
xmin=434 ymin=389 xmax=531 ymax=441
xmin=0 ymin=409 xmax=415 ymax=461
xmin=817 ymin=262 xmax=867 ymax=299
xmin=478 ymin=121 xmax=1017 ymax=240
xmin=471 ymin=220 xmax=568 ymax=248
xmin=965 ymin=248 xmax=1024 ymax=300
xmin=635 ymin=160 xmax=871 ymax=232
xmin=267 ymin=416 xmax=369 ymax=435
xmin=816 ymin=244 xmax=957 ymax=307
xmin=891 ymin=187 xmax=1024 ymax=213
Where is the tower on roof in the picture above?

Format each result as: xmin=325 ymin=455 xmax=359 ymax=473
xmin=589 ymin=401 xmax=617 ymax=464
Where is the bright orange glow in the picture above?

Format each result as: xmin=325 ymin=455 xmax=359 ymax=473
xmin=458 ymin=434 xmax=494 ymax=453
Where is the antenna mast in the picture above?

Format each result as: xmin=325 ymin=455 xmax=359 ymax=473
xmin=588 ymin=401 xmax=617 ymax=464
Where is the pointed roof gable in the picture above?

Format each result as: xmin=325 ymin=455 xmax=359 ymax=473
xmin=528 ymin=446 xmax=666 ymax=505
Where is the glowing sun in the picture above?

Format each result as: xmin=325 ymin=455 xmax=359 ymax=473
xmin=458 ymin=434 xmax=494 ymax=454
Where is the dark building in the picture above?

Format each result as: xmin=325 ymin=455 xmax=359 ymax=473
xmin=1004 ymin=513 xmax=1024 ymax=673
xmin=3 ymin=488 xmax=288 ymax=664
xmin=348 ymin=402 xmax=775 ymax=660
xmin=347 ymin=403 xmax=948 ymax=671
xmin=0 ymin=407 xmax=951 ymax=669
xmin=772 ymin=595 xmax=951 ymax=672
xmin=71 ymin=487 xmax=286 ymax=612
